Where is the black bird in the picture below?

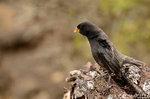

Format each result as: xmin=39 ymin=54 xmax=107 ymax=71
xmin=74 ymin=22 xmax=144 ymax=75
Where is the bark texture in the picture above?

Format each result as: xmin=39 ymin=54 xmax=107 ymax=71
xmin=63 ymin=62 xmax=150 ymax=99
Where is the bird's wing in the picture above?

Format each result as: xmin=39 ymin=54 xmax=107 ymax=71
xmin=97 ymin=39 xmax=120 ymax=73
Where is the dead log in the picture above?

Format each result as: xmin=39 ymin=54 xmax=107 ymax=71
xmin=63 ymin=62 xmax=150 ymax=99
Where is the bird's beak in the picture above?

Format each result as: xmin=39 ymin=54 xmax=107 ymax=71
xmin=74 ymin=28 xmax=80 ymax=33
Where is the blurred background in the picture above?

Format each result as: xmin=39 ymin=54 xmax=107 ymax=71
xmin=0 ymin=0 xmax=150 ymax=99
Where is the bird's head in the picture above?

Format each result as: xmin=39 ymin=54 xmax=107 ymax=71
xmin=74 ymin=22 xmax=101 ymax=38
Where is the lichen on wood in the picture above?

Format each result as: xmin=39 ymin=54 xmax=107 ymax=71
xmin=64 ymin=62 xmax=132 ymax=99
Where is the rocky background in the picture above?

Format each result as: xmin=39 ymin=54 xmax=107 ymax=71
xmin=0 ymin=0 xmax=150 ymax=99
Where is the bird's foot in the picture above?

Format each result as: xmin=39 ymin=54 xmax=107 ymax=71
xmin=103 ymin=74 xmax=116 ymax=96
xmin=103 ymin=84 xmax=116 ymax=96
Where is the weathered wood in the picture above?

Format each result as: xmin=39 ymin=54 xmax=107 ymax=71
xmin=63 ymin=62 xmax=150 ymax=99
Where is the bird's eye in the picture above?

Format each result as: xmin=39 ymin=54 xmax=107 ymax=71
xmin=78 ymin=24 xmax=85 ymax=30
xmin=77 ymin=25 xmax=81 ymax=29
xmin=86 ymin=31 xmax=90 ymax=36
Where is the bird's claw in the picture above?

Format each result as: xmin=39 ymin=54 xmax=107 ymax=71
xmin=103 ymin=84 xmax=116 ymax=96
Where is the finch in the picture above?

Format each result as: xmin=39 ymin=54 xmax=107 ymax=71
xmin=74 ymin=22 xmax=144 ymax=75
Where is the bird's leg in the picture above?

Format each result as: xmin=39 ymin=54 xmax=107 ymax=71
xmin=103 ymin=74 xmax=111 ymax=95
xmin=103 ymin=73 xmax=116 ymax=95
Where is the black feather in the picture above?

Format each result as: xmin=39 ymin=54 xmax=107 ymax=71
xmin=76 ymin=22 xmax=145 ymax=75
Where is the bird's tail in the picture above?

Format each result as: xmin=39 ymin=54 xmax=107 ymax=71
xmin=122 ymin=56 xmax=145 ymax=67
